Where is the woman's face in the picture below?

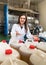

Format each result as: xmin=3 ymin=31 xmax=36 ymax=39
xmin=20 ymin=15 xmax=26 ymax=25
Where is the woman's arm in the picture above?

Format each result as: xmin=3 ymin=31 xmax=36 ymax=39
xmin=26 ymin=27 xmax=33 ymax=39
xmin=11 ymin=24 xmax=21 ymax=37
xmin=16 ymin=31 xmax=21 ymax=36
xmin=11 ymin=24 xmax=16 ymax=37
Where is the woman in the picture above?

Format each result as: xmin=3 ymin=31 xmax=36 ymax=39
xmin=9 ymin=14 xmax=33 ymax=44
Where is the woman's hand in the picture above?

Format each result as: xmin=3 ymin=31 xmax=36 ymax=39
xmin=33 ymin=35 xmax=40 ymax=41
xmin=16 ymin=31 xmax=21 ymax=36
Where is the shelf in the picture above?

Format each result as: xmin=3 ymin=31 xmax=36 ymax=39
xmin=8 ymin=6 xmax=39 ymax=15
xmin=0 ymin=2 xmax=39 ymax=14
xmin=0 ymin=2 xmax=7 ymax=5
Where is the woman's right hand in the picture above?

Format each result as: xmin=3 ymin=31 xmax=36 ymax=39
xmin=16 ymin=31 xmax=21 ymax=36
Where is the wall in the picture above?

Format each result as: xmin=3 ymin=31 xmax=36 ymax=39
xmin=38 ymin=0 xmax=46 ymax=30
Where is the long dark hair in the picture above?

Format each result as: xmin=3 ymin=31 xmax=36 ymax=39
xmin=17 ymin=13 xmax=27 ymax=32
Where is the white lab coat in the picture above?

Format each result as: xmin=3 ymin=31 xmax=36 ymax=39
xmin=9 ymin=24 xmax=33 ymax=44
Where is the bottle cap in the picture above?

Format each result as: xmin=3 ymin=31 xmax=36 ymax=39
xmin=29 ymin=45 xmax=35 ymax=49
xmin=19 ymin=40 xmax=23 ymax=43
xmin=1 ymin=40 xmax=6 ymax=43
xmin=5 ymin=49 xmax=12 ymax=55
